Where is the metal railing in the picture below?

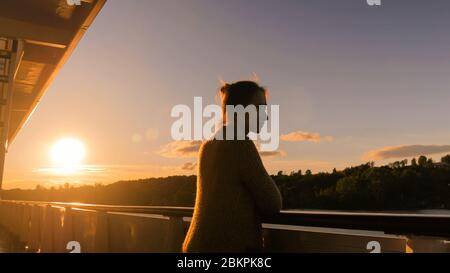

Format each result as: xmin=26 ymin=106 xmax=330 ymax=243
xmin=1 ymin=200 xmax=449 ymax=253
xmin=6 ymin=200 xmax=450 ymax=237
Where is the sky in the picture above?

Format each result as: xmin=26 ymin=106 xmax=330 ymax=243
xmin=4 ymin=0 xmax=450 ymax=189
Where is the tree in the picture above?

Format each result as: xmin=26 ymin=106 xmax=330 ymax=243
xmin=390 ymin=161 xmax=401 ymax=169
xmin=305 ymin=170 xmax=312 ymax=176
xmin=441 ymin=155 xmax=450 ymax=165
xmin=411 ymin=158 xmax=417 ymax=167
xmin=418 ymin=156 xmax=428 ymax=167
xmin=400 ymin=159 xmax=408 ymax=168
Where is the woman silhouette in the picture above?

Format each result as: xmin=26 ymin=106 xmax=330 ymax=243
xmin=182 ymin=81 xmax=282 ymax=253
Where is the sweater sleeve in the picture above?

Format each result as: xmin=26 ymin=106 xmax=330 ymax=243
xmin=237 ymin=140 xmax=283 ymax=216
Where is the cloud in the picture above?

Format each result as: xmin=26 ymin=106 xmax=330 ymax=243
xmin=181 ymin=162 xmax=197 ymax=171
xmin=365 ymin=145 xmax=450 ymax=160
xmin=35 ymin=166 xmax=106 ymax=176
xmin=281 ymin=131 xmax=333 ymax=143
xmin=253 ymin=141 xmax=287 ymax=158
xmin=14 ymin=163 xmax=194 ymax=190
xmin=259 ymin=150 xmax=287 ymax=158
xmin=159 ymin=141 xmax=202 ymax=158
xmin=160 ymin=140 xmax=286 ymax=159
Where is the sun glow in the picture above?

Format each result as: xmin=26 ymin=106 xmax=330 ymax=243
xmin=50 ymin=138 xmax=86 ymax=174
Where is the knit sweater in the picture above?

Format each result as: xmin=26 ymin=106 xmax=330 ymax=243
xmin=182 ymin=139 xmax=283 ymax=253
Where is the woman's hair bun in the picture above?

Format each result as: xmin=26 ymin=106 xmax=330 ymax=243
xmin=220 ymin=83 xmax=232 ymax=95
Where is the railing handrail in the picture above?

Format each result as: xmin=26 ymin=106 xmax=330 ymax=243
xmin=2 ymin=200 xmax=450 ymax=238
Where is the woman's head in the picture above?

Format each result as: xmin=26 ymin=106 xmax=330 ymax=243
xmin=219 ymin=81 xmax=268 ymax=134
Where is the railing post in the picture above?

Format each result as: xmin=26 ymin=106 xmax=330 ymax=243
xmin=95 ymin=211 xmax=109 ymax=253
xmin=62 ymin=206 xmax=74 ymax=253
xmin=40 ymin=205 xmax=54 ymax=253
xmin=27 ymin=204 xmax=42 ymax=252
xmin=163 ymin=216 xmax=185 ymax=253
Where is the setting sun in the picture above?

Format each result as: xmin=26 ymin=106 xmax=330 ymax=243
xmin=50 ymin=138 xmax=86 ymax=168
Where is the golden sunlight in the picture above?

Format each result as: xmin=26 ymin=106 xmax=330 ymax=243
xmin=50 ymin=138 xmax=86 ymax=174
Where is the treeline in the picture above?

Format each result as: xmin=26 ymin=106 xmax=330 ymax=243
xmin=3 ymin=155 xmax=450 ymax=211
xmin=277 ymin=155 xmax=450 ymax=210
xmin=2 ymin=176 xmax=197 ymax=207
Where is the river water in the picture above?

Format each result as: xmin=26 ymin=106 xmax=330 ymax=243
xmin=287 ymin=209 xmax=450 ymax=216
